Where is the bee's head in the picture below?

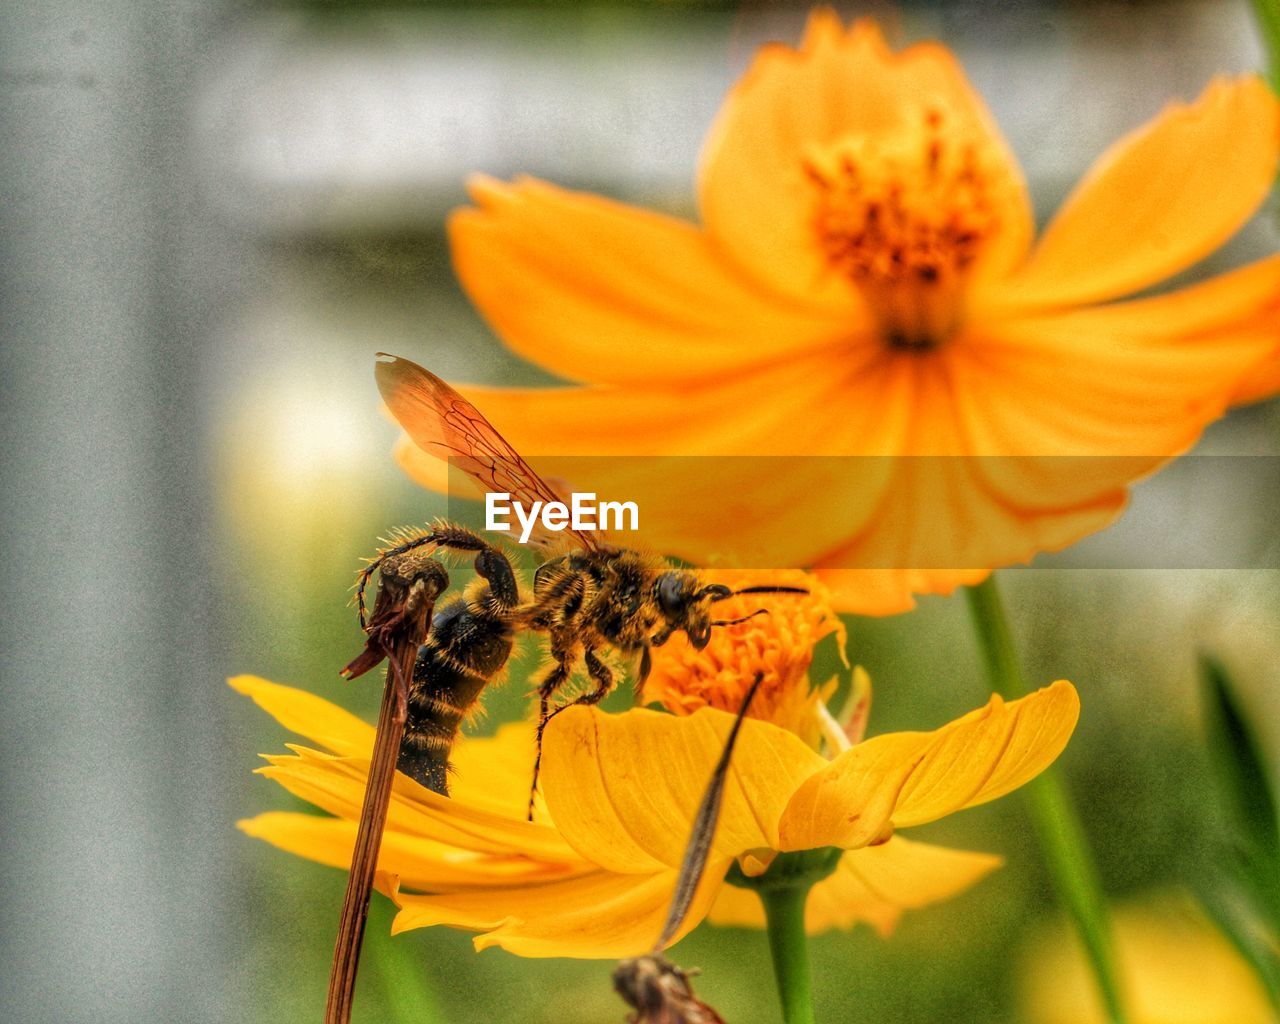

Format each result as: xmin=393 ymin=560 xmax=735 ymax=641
xmin=654 ymin=572 xmax=808 ymax=650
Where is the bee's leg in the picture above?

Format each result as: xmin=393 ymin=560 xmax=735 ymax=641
xmin=426 ymin=523 xmax=520 ymax=611
xmin=561 ymin=648 xmax=614 ymax=713
xmin=528 ymin=648 xmax=575 ymax=820
xmin=530 ymin=651 xmax=617 ymax=812
xmin=536 ymin=649 xmax=615 ymax=764
xmin=473 ymin=543 xmax=519 ymax=611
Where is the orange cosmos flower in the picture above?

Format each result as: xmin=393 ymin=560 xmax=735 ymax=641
xmin=234 ymin=626 xmax=1079 ymax=953
xmin=395 ymin=10 xmax=1280 ymax=615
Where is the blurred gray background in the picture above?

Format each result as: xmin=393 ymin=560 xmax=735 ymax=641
xmin=1 ymin=1 xmax=1276 ymax=1022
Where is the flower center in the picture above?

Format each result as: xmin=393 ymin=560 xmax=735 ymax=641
xmin=803 ymin=108 xmax=1003 ymax=350
xmin=641 ymin=570 xmax=844 ymax=744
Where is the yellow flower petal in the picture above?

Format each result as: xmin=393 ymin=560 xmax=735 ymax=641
xmin=228 ymin=675 xmax=373 ymax=756
xmin=238 ymin=811 xmax=587 ymax=890
xmin=450 ymin=175 xmax=847 ymax=386
xmin=1002 ymin=76 xmax=1280 ymax=309
xmin=392 ymin=861 xmax=727 ymax=959
xmin=700 ymin=12 xmax=1033 ymax=308
xmin=542 ymin=706 xmax=826 ymax=872
xmin=778 ymin=681 xmax=1078 ymax=849
xmin=446 ymin=722 xmax=544 ymax=822
xmin=258 ymin=747 xmax=580 ymax=862
xmin=708 ymin=837 xmax=1003 ymax=935
xmin=233 ymin=678 xmax=546 ymax=821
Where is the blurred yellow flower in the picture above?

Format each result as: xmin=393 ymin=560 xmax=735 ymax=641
xmin=396 ymin=10 xmax=1280 ymax=615
xmin=1021 ymin=896 xmax=1277 ymax=1024
xmin=234 ymin=664 xmax=1078 ymax=956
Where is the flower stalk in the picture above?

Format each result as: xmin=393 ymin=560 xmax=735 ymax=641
xmin=965 ymin=575 xmax=1128 ymax=1024
xmin=729 ymin=849 xmax=840 ymax=1024
xmin=761 ymin=884 xmax=817 ymax=1024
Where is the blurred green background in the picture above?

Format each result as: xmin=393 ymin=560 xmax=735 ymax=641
xmin=2 ymin=1 xmax=1277 ymax=1022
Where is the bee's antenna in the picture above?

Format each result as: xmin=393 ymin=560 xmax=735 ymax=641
xmin=699 ymin=583 xmax=808 ymax=605
xmin=711 ymin=609 xmax=770 ymax=628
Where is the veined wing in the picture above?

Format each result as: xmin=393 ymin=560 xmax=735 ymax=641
xmin=375 ymin=353 xmax=597 ymax=551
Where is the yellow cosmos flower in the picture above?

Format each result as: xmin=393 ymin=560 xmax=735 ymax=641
xmin=1020 ymin=896 xmax=1277 ymax=1024
xmin=234 ymin=664 xmax=1078 ymax=956
xmin=396 ymin=10 xmax=1280 ymax=615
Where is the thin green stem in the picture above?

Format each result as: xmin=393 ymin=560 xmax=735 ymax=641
xmin=966 ymin=574 xmax=1128 ymax=1024
xmin=1250 ymin=0 xmax=1280 ymax=91
xmin=760 ymin=884 xmax=816 ymax=1024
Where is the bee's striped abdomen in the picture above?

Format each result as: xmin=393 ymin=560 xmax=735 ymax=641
xmin=397 ymin=597 xmax=514 ymax=795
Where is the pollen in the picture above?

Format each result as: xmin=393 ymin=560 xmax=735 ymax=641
xmin=802 ymin=107 xmax=1003 ymax=349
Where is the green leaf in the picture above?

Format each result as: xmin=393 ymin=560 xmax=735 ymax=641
xmin=1199 ymin=653 xmax=1280 ymax=870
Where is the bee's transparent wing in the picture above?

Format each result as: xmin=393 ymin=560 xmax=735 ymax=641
xmin=375 ymin=353 xmax=597 ymax=551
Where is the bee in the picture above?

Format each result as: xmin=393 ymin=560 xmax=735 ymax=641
xmin=360 ymin=353 xmax=803 ymax=816
xmin=326 ymin=356 xmax=797 ymax=1024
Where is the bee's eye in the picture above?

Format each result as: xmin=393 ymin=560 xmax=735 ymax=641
xmin=656 ymin=574 xmax=687 ymax=618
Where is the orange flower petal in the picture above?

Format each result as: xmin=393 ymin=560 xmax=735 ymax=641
xmin=258 ymin=747 xmax=580 ymax=862
xmin=542 ymin=706 xmax=825 ymax=873
xmin=392 ymin=357 xmax=909 ymax=571
xmin=957 ymin=294 xmax=1279 ymax=459
xmin=700 ymin=12 xmax=1032 ymax=308
xmin=778 ymin=681 xmax=1078 ymax=849
xmin=392 ymin=861 xmax=727 ymax=959
xmin=238 ymin=811 xmax=586 ymax=890
xmin=808 ymin=350 xmax=1131 ymax=608
xmin=1013 ymin=253 xmax=1278 ymax=409
xmin=812 ymin=443 xmax=1129 ymax=578
xmin=229 ymin=675 xmax=373 ymax=756
xmin=707 ymin=837 xmax=1002 ymax=935
xmin=450 ymin=175 xmax=848 ymax=385
xmin=807 ymin=272 xmax=1280 ymax=603
xmin=816 ymin=566 xmax=999 ymax=616
xmin=1001 ymin=76 xmax=1280 ymax=309
xmin=1233 ymin=350 xmax=1280 ymax=406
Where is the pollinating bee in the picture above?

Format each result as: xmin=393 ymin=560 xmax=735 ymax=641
xmin=324 ymin=354 xmax=802 ymax=1024
xmin=359 ymin=353 xmax=804 ymax=814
